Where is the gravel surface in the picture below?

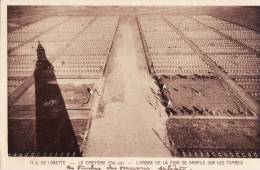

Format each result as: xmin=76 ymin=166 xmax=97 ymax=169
xmin=85 ymin=16 xmax=171 ymax=157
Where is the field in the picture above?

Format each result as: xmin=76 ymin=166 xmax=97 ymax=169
xmin=137 ymin=12 xmax=260 ymax=157
xmin=8 ymin=14 xmax=119 ymax=156
xmin=167 ymin=118 xmax=260 ymax=158
xmin=161 ymin=76 xmax=254 ymax=117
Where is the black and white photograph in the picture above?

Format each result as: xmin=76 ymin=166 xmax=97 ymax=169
xmin=4 ymin=4 xmax=260 ymax=161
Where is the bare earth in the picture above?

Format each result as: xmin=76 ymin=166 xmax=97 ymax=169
xmin=84 ymin=16 xmax=171 ymax=157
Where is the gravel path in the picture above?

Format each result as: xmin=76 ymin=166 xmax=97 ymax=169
xmin=84 ymin=16 xmax=171 ymax=157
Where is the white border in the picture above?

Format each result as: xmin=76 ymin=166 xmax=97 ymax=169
xmin=2 ymin=0 xmax=260 ymax=6
xmin=1 ymin=1 xmax=260 ymax=170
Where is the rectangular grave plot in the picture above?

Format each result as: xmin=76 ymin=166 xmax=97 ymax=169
xmin=8 ymin=81 xmax=94 ymax=156
xmin=166 ymin=118 xmax=260 ymax=158
xmin=9 ymin=82 xmax=94 ymax=111
xmin=8 ymin=116 xmax=90 ymax=156
xmin=161 ymin=77 xmax=255 ymax=117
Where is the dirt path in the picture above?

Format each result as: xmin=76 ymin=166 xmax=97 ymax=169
xmin=84 ymin=16 xmax=171 ymax=157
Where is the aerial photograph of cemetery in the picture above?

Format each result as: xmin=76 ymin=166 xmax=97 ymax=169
xmin=7 ymin=6 xmax=260 ymax=157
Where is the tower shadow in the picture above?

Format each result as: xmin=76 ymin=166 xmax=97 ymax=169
xmin=34 ymin=42 xmax=81 ymax=156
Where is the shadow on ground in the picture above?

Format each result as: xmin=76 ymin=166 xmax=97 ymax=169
xmin=34 ymin=42 xmax=81 ymax=156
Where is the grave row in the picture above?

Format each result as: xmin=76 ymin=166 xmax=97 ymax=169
xmin=191 ymin=15 xmax=260 ymax=103
xmin=8 ymin=16 xmax=119 ymax=95
xmin=177 ymin=148 xmax=260 ymax=158
xmin=8 ymin=17 xmax=95 ymax=80
xmin=50 ymin=16 xmax=119 ymax=77
xmin=138 ymin=16 xmax=211 ymax=76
